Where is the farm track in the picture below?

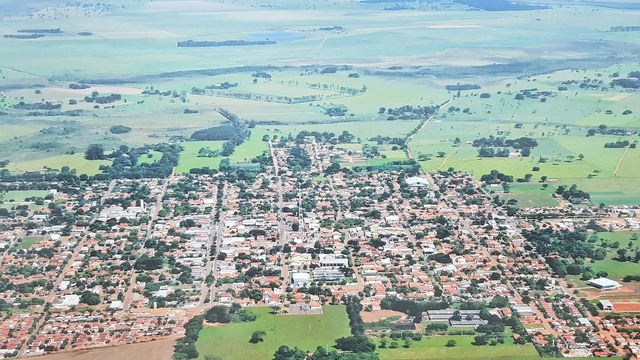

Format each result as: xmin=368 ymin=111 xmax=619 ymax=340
xmin=613 ymin=147 xmax=630 ymax=177
xmin=405 ymin=97 xmax=454 ymax=161
xmin=436 ymin=146 xmax=462 ymax=171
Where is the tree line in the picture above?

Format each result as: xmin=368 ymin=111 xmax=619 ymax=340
xmin=172 ymin=316 xmax=203 ymax=360
xmin=177 ymin=40 xmax=276 ymax=47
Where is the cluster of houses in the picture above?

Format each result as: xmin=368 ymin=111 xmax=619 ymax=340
xmin=0 ymin=133 xmax=639 ymax=358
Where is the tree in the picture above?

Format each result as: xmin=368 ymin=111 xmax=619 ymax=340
xmin=273 ymin=346 xmax=306 ymax=360
xmin=80 ymin=291 xmax=100 ymax=305
xmin=334 ymin=335 xmax=376 ymax=353
xmin=85 ymin=144 xmax=105 ymax=160
xmin=474 ymin=335 xmax=487 ymax=346
xmin=250 ymin=330 xmax=266 ymax=343
xmin=205 ymin=305 xmax=231 ymax=323
xmin=616 ymin=249 xmax=628 ymax=261
xmin=180 ymin=219 xmax=197 ymax=229
xmin=446 ymin=339 xmax=456 ymax=347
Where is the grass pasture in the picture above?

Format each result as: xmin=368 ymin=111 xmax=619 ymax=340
xmin=175 ymin=141 xmax=224 ymax=173
xmin=376 ymin=335 xmax=540 ymax=360
xmin=587 ymin=232 xmax=640 ymax=280
xmin=195 ymin=306 xmax=350 ymax=360
xmin=229 ymin=130 xmax=270 ymax=164
xmin=1 ymin=190 xmax=49 ymax=202
xmin=19 ymin=236 xmax=44 ymax=249
xmin=0 ymin=0 xmax=638 ymax=207
xmin=502 ymin=183 xmax=561 ymax=208
xmin=5 ymin=154 xmax=110 ymax=175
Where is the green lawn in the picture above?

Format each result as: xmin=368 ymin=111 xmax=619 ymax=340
xmin=1 ymin=190 xmax=49 ymax=202
xmin=19 ymin=236 xmax=44 ymax=249
xmin=195 ymin=306 xmax=350 ymax=360
xmin=377 ymin=335 xmax=540 ymax=360
xmin=588 ymin=232 xmax=640 ymax=280
xmin=138 ymin=150 xmax=163 ymax=165
xmin=6 ymin=154 xmax=110 ymax=176
xmin=175 ymin=141 xmax=224 ymax=173
xmin=229 ymin=129 xmax=270 ymax=164
xmin=502 ymin=183 xmax=561 ymax=208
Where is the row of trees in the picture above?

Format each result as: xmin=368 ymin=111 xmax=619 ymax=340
xmin=204 ymin=304 xmax=257 ymax=324
xmin=173 ymin=316 xmax=203 ymax=360
xmin=190 ymin=125 xmax=238 ymax=141
xmin=84 ymin=91 xmax=122 ymax=104
xmin=604 ymin=140 xmax=631 ymax=148
xmin=378 ymin=105 xmax=439 ymax=120
xmin=177 ymin=40 xmax=276 ymax=47
xmin=555 ymin=184 xmax=590 ymax=203
xmin=85 ymin=143 xmax=181 ymax=179
xmin=472 ymin=136 xmax=538 ymax=149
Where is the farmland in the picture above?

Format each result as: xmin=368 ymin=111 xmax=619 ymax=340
xmin=1 ymin=1 xmax=640 ymax=360
xmin=0 ymin=0 xmax=637 ymax=206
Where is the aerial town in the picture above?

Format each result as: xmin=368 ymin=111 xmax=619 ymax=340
xmin=0 ymin=133 xmax=639 ymax=359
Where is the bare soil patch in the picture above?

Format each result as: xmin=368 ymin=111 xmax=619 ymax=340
xmin=361 ymin=309 xmax=406 ymax=323
xmin=41 ymin=338 xmax=176 ymax=360
xmin=612 ymin=302 xmax=640 ymax=312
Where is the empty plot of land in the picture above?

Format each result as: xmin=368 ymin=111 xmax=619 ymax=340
xmin=361 ymin=310 xmax=406 ymax=323
xmin=41 ymin=338 xmax=176 ymax=360
xmin=611 ymin=302 xmax=640 ymax=312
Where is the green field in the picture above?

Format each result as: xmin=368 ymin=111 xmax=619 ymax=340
xmin=19 ymin=236 xmax=44 ymax=249
xmin=175 ymin=141 xmax=224 ymax=173
xmin=0 ymin=0 xmax=638 ymax=207
xmin=502 ymin=183 xmax=561 ymax=208
xmin=588 ymin=232 xmax=640 ymax=280
xmin=229 ymin=129 xmax=270 ymax=164
xmin=195 ymin=306 xmax=350 ymax=360
xmin=138 ymin=150 xmax=163 ymax=165
xmin=377 ymin=335 xmax=540 ymax=360
xmin=1 ymin=190 xmax=49 ymax=202
xmin=5 ymin=154 xmax=110 ymax=175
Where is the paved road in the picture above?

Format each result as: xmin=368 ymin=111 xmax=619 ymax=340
xmin=123 ymin=177 xmax=171 ymax=309
xmin=198 ymin=183 xmax=227 ymax=307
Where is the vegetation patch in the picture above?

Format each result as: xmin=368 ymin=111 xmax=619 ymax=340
xmin=195 ymin=306 xmax=350 ymax=360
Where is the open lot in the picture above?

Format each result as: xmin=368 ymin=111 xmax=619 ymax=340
xmin=41 ymin=338 xmax=177 ymax=360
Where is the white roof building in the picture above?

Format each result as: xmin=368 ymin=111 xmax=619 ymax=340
xmin=588 ymin=278 xmax=622 ymax=290
xmin=60 ymin=295 xmax=80 ymax=307
xmin=406 ymin=176 xmax=430 ymax=187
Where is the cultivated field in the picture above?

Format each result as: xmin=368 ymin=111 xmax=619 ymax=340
xmin=0 ymin=1 xmax=638 ymax=207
